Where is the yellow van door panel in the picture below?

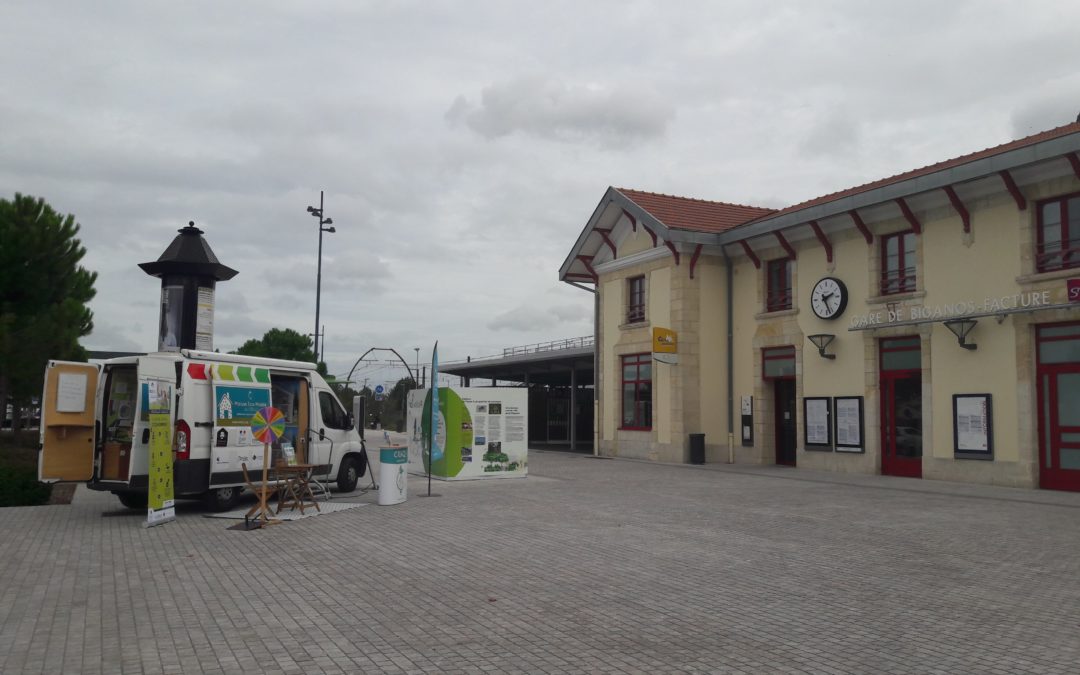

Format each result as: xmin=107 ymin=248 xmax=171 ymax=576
xmin=39 ymin=361 xmax=100 ymax=482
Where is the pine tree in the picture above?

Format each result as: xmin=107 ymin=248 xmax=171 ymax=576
xmin=0 ymin=194 xmax=97 ymax=433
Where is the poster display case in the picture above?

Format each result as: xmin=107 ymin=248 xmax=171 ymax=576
xmin=407 ymin=387 xmax=528 ymax=480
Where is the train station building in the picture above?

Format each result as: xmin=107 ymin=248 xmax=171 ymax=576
xmin=559 ymin=120 xmax=1080 ymax=491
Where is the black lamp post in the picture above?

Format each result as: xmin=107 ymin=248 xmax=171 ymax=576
xmin=307 ymin=191 xmax=335 ymax=363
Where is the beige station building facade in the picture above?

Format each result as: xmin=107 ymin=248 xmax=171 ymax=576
xmin=560 ymin=121 xmax=1080 ymax=492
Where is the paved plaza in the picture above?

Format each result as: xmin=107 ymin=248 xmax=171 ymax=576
xmin=2 ymin=449 xmax=1080 ymax=674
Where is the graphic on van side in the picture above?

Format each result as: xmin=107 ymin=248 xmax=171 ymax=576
xmin=214 ymin=386 xmax=271 ymax=427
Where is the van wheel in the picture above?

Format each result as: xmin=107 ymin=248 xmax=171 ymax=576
xmin=203 ymin=486 xmax=240 ymax=512
xmin=116 ymin=492 xmax=147 ymax=510
xmin=337 ymin=458 xmax=359 ymax=492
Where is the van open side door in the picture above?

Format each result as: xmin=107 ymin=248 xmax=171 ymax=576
xmin=39 ymin=360 xmax=101 ymax=482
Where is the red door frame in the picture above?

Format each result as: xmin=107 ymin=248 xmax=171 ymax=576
xmin=880 ymin=337 xmax=923 ymax=478
xmin=1036 ymin=322 xmax=1080 ymax=492
xmin=763 ymin=346 xmax=797 ymax=466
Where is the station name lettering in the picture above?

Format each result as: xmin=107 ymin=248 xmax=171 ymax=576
xmin=849 ymin=290 xmax=1052 ymax=329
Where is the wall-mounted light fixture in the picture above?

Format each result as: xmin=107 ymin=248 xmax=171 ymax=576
xmin=943 ymin=318 xmax=978 ymax=350
xmin=807 ymin=333 xmax=836 ymax=360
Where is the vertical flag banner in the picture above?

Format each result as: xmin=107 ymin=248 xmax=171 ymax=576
xmin=430 ymin=341 xmax=442 ymax=462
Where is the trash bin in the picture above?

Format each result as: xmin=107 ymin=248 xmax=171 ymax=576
xmin=378 ymin=446 xmax=408 ymax=505
xmin=689 ymin=433 xmax=705 ymax=465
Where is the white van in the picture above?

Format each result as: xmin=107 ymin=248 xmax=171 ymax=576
xmin=38 ymin=349 xmax=368 ymax=510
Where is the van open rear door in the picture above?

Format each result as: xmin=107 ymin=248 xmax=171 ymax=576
xmin=126 ymin=356 xmax=179 ymax=488
xmin=39 ymin=361 xmax=101 ymax=482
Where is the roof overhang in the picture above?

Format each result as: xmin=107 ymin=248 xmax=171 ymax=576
xmin=719 ymin=130 xmax=1080 ymax=246
xmin=559 ymin=187 xmax=717 ymax=283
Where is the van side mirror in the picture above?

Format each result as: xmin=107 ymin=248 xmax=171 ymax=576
xmin=346 ymin=412 xmax=354 ymax=430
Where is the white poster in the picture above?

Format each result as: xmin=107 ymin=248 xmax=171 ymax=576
xmin=805 ymin=398 xmax=830 ymax=446
xmin=195 ymin=287 xmax=214 ymax=351
xmin=955 ymin=395 xmax=990 ymax=452
xmin=56 ymin=372 xmax=88 ymax=413
xmin=407 ymin=387 xmax=528 ymax=480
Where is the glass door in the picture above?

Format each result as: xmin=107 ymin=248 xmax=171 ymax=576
xmin=1037 ymin=322 xmax=1080 ymax=492
xmin=880 ymin=337 xmax=922 ymax=478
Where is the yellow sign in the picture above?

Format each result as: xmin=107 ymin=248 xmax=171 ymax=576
xmin=146 ymin=381 xmax=175 ymax=528
xmin=652 ymin=327 xmax=678 ymax=354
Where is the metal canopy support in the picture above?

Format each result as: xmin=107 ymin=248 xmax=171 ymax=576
xmin=569 ymin=364 xmax=577 ymax=451
xmin=895 ymin=197 xmax=922 ymax=234
xmin=999 ymin=170 xmax=1028 ymax=210
xmin=576 ymin=255 xmax=598 ymax=282
xmin=665 ymin=241 xmax=681 ymax=265
xmin=1068 ymin=152 xmax=1080 ymax=180
xmin=849 ymin=210 xmax=873 ymax=244
xmin=689 ymin=244 xmax=703 ymax=279
xmin=808 ymin=221 xmax=832 ymax=263
xmin=738 ymin=240 xmax=761 ymax=269
xmin=642 ymin=223 xmax=658 ymax=246
xmin=595 ymin=228 xmax=617 ymax=256
xmin=775 ymin=231 xmax=797 ymax=259
xmin=621 ymin=208 xmax=637 ymax=232
xmin=943 ymin=186 xmax=971 ymax=233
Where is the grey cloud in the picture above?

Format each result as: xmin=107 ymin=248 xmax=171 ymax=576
xmin=487 ymin=301 xmax=593 ymax=333
xmin=447 ymin=76 xmax=675 ymax=147
xmin=1010 ymin=82 xmax=1080 ymax=138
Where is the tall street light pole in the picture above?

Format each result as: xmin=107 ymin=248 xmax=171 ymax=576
xmin=414 ymin=347 xmax=420 ymax=387
xmin=307 ymin=191 xmax=335 ymax=364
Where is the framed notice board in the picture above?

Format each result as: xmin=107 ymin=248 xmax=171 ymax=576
xmin=953 ymin=393 xmax=993 ymax=460
xmin=833 ymin=396 xmax=864 ymax=453
xmin=803 ymin=397 xmax=832 ymax=450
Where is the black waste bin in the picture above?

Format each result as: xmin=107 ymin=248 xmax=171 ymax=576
xmin=689 ymin=433 xmax=705 ymax=464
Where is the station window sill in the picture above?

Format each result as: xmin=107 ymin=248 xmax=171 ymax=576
xmin=754 ymin=308 xmax=799 ymax=320
xmin=866 ymin=290 xmax=925 ymax=305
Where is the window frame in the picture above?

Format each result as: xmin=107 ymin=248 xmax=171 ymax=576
xmin=1036 ymin=192 xmax=1080 ymax=273
xmin=880 ymin=230 xmax=917 ymax=295
xmin=627 ymin=275 xmax=646 ymax=324
xmin=765 ymin=258 xmax=793 ymax=312
xmin=318 ymin=391 xmax=352 ymax=431
xmin=620 ymin=353 xmax=652 ymax=431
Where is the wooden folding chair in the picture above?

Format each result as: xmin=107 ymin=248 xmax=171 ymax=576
xmin=241 ymin=462 xmax=279 ymax=526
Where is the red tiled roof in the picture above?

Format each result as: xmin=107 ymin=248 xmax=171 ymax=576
xmin=617 ymin=188 xmax=776 ymax=234
xmin=744 ymin=120 xmax=1080 ymax=226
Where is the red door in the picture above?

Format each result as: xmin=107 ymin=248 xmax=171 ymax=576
xmin=1037 ymin=322 xmax=1080 ymax=492
xmin=880 ymin=337 xmax=922 ymax=478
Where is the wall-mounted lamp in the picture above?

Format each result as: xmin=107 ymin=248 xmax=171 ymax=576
xmin=943 ymin=318 xmax=978 ymax=350
xmin=807 ymin=333 xmax=836 ymax=360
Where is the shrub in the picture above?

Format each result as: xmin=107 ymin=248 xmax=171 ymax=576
xmin=0 ymin=465 xmax=51 ymax=507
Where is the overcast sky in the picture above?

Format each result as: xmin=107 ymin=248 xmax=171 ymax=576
xmin=3 ymin=1 xmax=1079 ymax=389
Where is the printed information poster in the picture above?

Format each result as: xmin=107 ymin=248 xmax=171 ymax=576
xmin=195 ymin=287 xmax=215 ymax=351
xmin=954 ymin=394 xmax=992 ymax=458
xmin=146 ymin=380 xmax=175 ymax=527
xmin=407 ymin=387 xmax=528 ymax=480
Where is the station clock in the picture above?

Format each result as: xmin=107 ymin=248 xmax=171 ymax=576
xmin=810 ymin=277 xmax=848 ymax=320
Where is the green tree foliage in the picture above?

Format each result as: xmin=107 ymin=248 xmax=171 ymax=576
xmin=371 ymin=376 xmax=416 ymax=432
xmin=233 ymin=327 xmax=327 ymax=374
xmin=0 ymin=194 xmax=97 ymax=433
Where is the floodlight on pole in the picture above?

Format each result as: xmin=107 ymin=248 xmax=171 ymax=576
xmin=307 ymin=190 xmax=335 ymax=363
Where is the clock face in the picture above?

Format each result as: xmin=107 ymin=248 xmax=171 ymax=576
xmin=810 ymin=277 xmax=848 ymax=320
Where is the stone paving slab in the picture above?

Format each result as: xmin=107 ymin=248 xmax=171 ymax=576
xmin=2 ymin=450 xmax=1079 ymax=674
